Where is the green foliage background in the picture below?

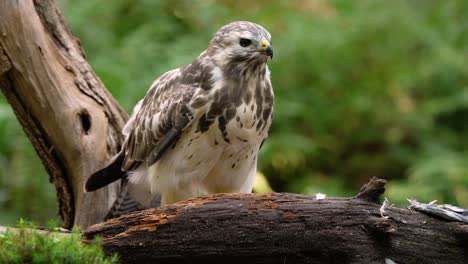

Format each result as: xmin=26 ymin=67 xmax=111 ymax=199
xmin=1 ymin=0 xmax=467 ymax=225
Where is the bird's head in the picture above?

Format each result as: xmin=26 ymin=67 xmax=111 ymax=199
xmin=208 ymin=21 xmax=273 ymax=67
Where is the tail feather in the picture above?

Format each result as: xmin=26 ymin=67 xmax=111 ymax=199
xmin=85 ymin=152 xmax=126 ymax=192
xmin=86 ymin=152 xmax=162 ymax=219
xmin=104 ymin=182 xmax=162 ymax=220
xmin=104 ymin=183 xmax=143 ymax=220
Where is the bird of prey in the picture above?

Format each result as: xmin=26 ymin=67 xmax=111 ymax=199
xmin=85 ymin=21 xmax=274 ymax=213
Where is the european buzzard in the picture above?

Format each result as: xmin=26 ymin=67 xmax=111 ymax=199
xmin=85 ymin=21 xmax=274 ymax=216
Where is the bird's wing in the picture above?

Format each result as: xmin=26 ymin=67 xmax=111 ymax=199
xmin=121 ymin=68 xmax=196 ymax=171
xmin=84 ymin=68 xmax=196 ymax=192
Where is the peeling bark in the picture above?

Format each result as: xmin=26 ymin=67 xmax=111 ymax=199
xmin=83 ymin=178 xmax=468 ymax=264
xmin=0 ymin=0 xmax=127 ymax=228
xmin=355 ymin=176 xmax=387 ymax=203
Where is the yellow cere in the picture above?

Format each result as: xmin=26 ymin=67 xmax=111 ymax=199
xmin=261 ymin=39 xmax=270 ymax=49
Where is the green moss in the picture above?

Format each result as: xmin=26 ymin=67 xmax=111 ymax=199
xmin=0 ymin=220 xmax=118 ymax=264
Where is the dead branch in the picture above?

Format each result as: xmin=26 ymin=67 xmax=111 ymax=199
xmin=0 ymin=0 xmax=127 ymax=228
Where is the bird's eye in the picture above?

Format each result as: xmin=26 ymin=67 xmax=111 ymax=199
xmin=239 ymin=38 xmax=252 ymax=47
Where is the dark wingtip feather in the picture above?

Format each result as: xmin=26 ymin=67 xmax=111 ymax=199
xmin=84 ymin=153 xmax=126 ymax=192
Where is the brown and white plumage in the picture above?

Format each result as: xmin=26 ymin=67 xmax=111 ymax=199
xmin=85 ymin=21 xmax=274 ymax=213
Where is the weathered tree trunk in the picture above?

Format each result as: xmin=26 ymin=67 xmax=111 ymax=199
xmin=83 ymin=178 xmax=468 ymax=264
xmin=0 ymin=0 xmax=127 ymax=228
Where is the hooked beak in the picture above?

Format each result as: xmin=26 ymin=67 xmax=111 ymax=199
xmin=260 ymin=39 xmax=273 ymax=59
xmin=265 ymin=45 xmax=273 ymax=59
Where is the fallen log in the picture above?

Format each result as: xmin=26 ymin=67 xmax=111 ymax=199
xmin=83 ymin=177 xmax=468 ymax=263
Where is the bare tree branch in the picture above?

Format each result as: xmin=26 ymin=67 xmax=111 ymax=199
xmin=0 ymin=0 xmax=127 ymax=228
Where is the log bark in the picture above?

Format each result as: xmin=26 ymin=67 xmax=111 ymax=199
xmin=83 ymin=178 xmax=468 ymax=264
xmin=0 ymin=0 xmax=127 ymax=228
